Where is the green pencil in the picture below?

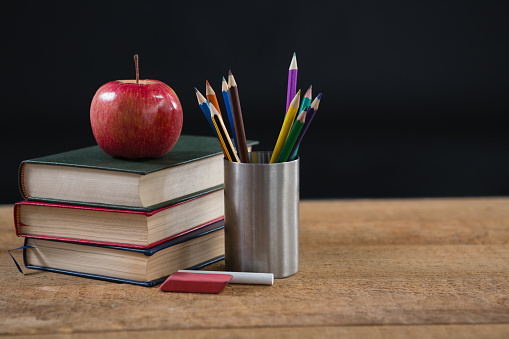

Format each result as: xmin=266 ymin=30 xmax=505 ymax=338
xmin=276 ymin=110 xmax=307 ymax=163
xmin=291 ymin=85 xmax=312 ymax=157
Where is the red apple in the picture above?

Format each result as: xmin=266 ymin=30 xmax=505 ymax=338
xmin=90 ymin=55 xmax=183 ymax=159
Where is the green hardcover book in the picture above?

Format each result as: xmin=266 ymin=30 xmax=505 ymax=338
xmin=19 ymin=135 xmax=258 ymax=211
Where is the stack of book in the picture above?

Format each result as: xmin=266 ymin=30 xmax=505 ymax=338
xmin=14 ymin=135 xmax=257 ymax=286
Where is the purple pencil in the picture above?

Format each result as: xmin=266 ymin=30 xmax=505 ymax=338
xmin=288 ymin=93 xmax=322 ymax=160
xmin=286 ymin=53 xmax=298 ymax=112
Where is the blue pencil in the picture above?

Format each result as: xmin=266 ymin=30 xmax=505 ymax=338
xmin=221 ymin=77 xmax=238 ymax=150
xmin=195 ymin=87 xmax=218 ymax=137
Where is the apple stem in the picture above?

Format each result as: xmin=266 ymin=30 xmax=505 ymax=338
xmin=134 ymin=54 xmax=139 ymax=84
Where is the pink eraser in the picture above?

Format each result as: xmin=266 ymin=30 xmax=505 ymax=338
xmin=159 ymin=272 xmax=233 ymax=293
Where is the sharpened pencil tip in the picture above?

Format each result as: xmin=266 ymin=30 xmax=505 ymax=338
xmin=228 ymin=72 xmax=237 ymax=87
xmin=297 ymin=109 xmax=307 ymax=122
xmin=304 ymin=86 xmax=312 ymax=98
xmin=289 ymin=53 xmax=298 ymax=70
xmin=205 ymin=80 xmax=215 ymax=95
xmin=195 ymin=87 xmax=207 ymax=105
xmin=209 ymin=102 xmax=219 ymax=115
xmin=313 ymin=94 xmax=322 ymax=110
xmin=290 ymin=90 xmax=301 ymax=107
xmin=222 ymin=76 xmax=226 ymax=81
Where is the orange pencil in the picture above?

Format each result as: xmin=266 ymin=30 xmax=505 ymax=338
xmin=205 ymin=80 xmax=221 ymax=115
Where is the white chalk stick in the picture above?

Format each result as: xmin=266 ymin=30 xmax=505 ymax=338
xmin=177 ymin=270 xmax=274 ymax=285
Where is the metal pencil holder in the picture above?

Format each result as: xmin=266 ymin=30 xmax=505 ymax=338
xmin=224 ymin=151 xmax=299 ymax=278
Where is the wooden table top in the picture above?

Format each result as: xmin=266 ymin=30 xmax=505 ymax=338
xmin=1 ymin=198 xmax=509 ymax=338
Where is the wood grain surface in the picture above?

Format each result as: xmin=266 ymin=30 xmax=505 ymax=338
xmin=1 ymin=198 xmax=508 ymax=338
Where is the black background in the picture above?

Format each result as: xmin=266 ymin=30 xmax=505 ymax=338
xmin=2 ymin=1 xmax=508 ymax=203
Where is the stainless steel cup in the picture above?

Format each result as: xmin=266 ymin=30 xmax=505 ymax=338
xmin=224 ymin=151 xmax=299 ymax=278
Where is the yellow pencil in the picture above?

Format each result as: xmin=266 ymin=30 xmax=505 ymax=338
xmin=210 ymin=103 xmax=240 ymax=162
xmin=270 ymin=90 xmax=301 ymax=163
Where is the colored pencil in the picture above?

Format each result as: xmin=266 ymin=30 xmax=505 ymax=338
xmin=270 ymin=90 xmax=301 ymax=163
xmin=290 ymin=85 xmax=312 ymax=157
xmin=205 ymin=80 xmax=221 ymax=115
xmin=276 ymin=109 xmax=307 ymax=163
xmin=286 ymin=52 xmax=298 ymax=112
xmin=288 ymin=93 xmax=322 ymax=161
xmin=195 ymin=88 xmax=217 ymax=137
xmin=299 ymin=85 xmax=313 ymax=115
xmin=228 ymin=71 xmax=250 ymax=163
xmin=210 ymin=104 xmax=240 ymax=162
xmin=221 ymin=77 xmax=238 ymax=151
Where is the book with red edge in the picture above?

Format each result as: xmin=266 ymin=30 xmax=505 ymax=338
xmin=14 ymin=187 xmax=224 ymax=249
